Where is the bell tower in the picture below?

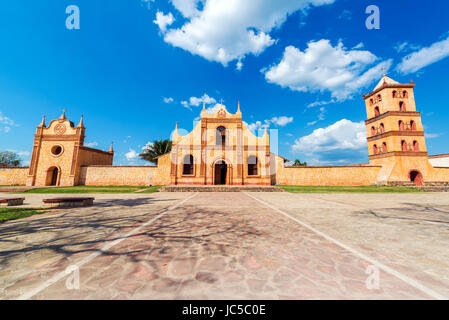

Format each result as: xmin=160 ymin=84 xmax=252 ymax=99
xmin=363 ymin=75 xmax=435 ymax=185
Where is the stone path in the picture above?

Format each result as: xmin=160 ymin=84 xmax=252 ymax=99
xmin=0 ymin=192 xmax=448 ymax=299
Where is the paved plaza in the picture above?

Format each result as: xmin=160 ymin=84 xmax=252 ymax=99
xmin=0 ymin=192 xmax=448 ymax=300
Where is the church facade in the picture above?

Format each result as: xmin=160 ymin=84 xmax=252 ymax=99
xmin=2 ymin=76 xmax=449 ymax=187
xmin=163 ymin=102 xmax=272 ymax=186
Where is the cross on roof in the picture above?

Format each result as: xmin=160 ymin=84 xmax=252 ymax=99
xmin=219 ymin=98 xmax=224 ymax=105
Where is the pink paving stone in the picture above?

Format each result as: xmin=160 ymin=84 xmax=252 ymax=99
xmin=316 ymin=265 xmax=336 ymax=275
xmin=272 ymin=267 xmax=299 ymax=283
xmin=222 ymin=271 xmax=244 ymax=282
xmin=119 ymin=283 xmax=141 ymax=295
xmin=195 ymin=272 xmax=217 ymax=284
xmin=167 ymin=258 xmax=197 ymax=277
xmin=198 ymin=256 xmax=226 ymax=272
xmin=295 ymin=277 xmax=317 ymax=288
xmin=247 ymin=279 xmax=265 ymax=292
xmin=294 ymin=287 xmax=329 ymax=298
xmin=241 ymin=256 xmax=262 ymax=269
xmin=152 ymin=278 xmax=181 ymax=292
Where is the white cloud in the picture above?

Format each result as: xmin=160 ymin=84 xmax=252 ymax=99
xmin=181 ymin=100 xmax=191 ymax=110
xmin=338 ymin=9 xmax=352 ymax=20
xmin=352 ymin=42 xmax=364 ymax=49
xmin=162 ymin=0 xmax=335 ymax=66
xmin=264 ymin=40 xmax=392 ymax=100
xmin=246 ymin=115 xmax=293 ymax=134
xmin=205 ymin=103 xmax=222 ymax=114
xmin=271 ymin=116 xmax=293 ymax=126
xmin=396 ymin=35 xmax=449 ymax=74
xmin=7 ymin=150 xmax=30 ymax=158
xmin=125 ymin=149 xmax=139 ymax=161
xmin=307 ymin=106 xmax=326 ymax=126
xmin=292 ymin=119 xmax=367 ymax=164
xmin=0 ymin=112 xmax=15 ymax=133
xmin=85 ymin=142 xmax=99 ymax=147
xmin=153 ymin=11 xmax=175 ymax=33
xmin=142 ymin=141 xmax=154 ymax=151
xmin=236 ymin=60 xmax=243 ymax=71
xmin=306 ymin=99 xmax=336 ymax=109
xmin=163 ymin=97 xmax=174 ymax=103
xmin=182 ymin=93 xmax=217 ymax=110
xmin=189 ymin=93 xmax=216 ymax=106
xmin=426 ymin=133 xmax=441 ymax=139
xmin=246 ymin=120 xmax=265 ymax=133
xmin=393 ymin=41 xmax=421 ymax=54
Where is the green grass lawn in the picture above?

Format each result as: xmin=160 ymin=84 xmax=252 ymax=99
xmin=280 ymin=185 xmax=422 ymax=193
xmin=0 ymin=185 xmax=25 ymax=187
xmin=0 ymin=208 xmax=46 ymax=223
xmin=23 ymin=185 xmax=161 ymax=194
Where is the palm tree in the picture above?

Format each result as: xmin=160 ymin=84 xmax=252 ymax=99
xmin=292 ymin=159 xmax=307 ymax=167
xmin=139 ymin=139 xmax=172 ymax=164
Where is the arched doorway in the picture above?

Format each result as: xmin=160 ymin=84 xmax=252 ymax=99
xmin=214 ymin=160 xmax=227 ymax=185
xmin=409 ymin=170 xmax=423 ymax=186
xmin=46 ymin=166 xmax=60 ymax=186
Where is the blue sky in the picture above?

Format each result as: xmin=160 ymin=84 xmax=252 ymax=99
xmin=1 ymin=0 xmax=448 ymax=165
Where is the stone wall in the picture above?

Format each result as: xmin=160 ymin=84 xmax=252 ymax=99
xmin=275 ymin=165 xmax=382 ymax=186
xmin=78 ymin=165 xmax=169 ymax=186
xmin=433 ymin=167 xmax=449 ymax=181
xmin=0 ymin=167 xmax=29 ymax=185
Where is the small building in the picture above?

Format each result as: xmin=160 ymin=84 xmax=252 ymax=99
xmin=26 ymin=111 xmax=114 ymax=186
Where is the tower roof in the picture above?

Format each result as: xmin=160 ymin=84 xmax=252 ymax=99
xmin=364 ymin=75 xmax=415 ymax=100
xmin=373 ymin=75 xmax=399 ymax=91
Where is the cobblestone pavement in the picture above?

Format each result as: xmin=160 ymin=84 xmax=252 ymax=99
xmin=0 ymin=192 xmax=448 ymax=300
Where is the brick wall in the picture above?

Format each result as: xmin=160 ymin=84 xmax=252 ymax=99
xmin=78 ymin=166 xmax=169 ymax=186
xmin=433 ymin=167 xmax=449 ymax=181
xmin=275 ymin=165 xmax=382 ymax=186
xmin=0 ymin=167 xmax=29 ymax=185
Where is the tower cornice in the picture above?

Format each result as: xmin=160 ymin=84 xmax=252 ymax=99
xmin=363 ymin=83 xmax=415 ymax=100
xmin=367 ymin=130 xmax=425 ymax=142
xmin=365 ymin=111 xmax=421 ymax=124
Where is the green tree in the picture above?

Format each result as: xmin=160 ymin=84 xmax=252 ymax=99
xmin=292 ymin=159 xmax=307 ymax=167
xmin=139 ymin=140 xmax=172 ymax=164
xmin=0 ymin=151 xmax=22 ymax=167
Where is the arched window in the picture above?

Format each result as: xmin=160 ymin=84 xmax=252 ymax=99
xmin=413 ymin=141 xmax=420 ymax=151
xmin=216 ymin=126 xmax=226 ymax=146
xmin=370 ymin=98 xmax=374 ymax=106
xmin=374 ymin=106 xmax=380 ymax=117
xmin=371 ymin=126 xmax=376 ymax=136
xmin=377 ymin=94 xmax=382 ymax=102
xmin=410 ymin=120 xmax=416 ymax=131
xmin=399 ymin=120 xmax=405 ymax=131
xmin=399 ymin=101 xmax=406 ymax=111
xmin=403 ymin=90 xmax=408 ymax=98
xmin=401 ymin=140 xmax=408 ymax=151
xmin=380 ymin=123 xmax=385 ymax=133
xmin=373 ymin=144 xmax=378 ymax=154
xmin=392 ymin=91 xmax=397 ymax=98
xmin=183 ymin=154 xmax=194 ymax=175
xmin=382 ymin=142 xmax=388 ymax=153
xmin=248 ymin=156 xmax=258 ymax=176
